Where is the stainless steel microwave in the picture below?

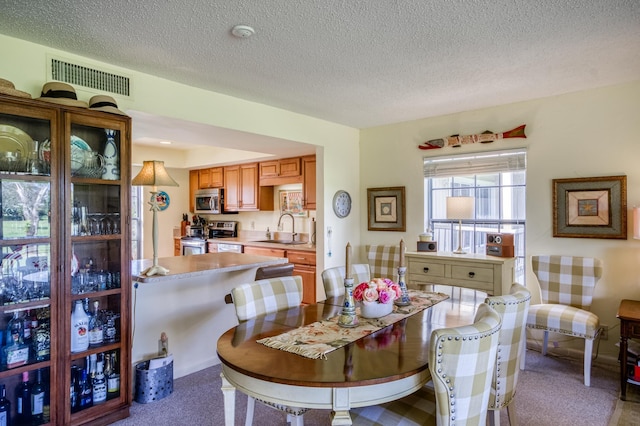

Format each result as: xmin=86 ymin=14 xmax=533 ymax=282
xmin=194 ymin=189 xmax=223 ymax=214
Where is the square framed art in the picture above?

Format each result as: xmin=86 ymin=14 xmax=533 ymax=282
xmin=367 ymin=186 xmax=406 ymax=231
xmin=553 ymin=175 xmax=627 ymax=239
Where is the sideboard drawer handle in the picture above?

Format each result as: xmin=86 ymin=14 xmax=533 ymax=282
xmin=468 ymin=272 xmax=475 ymax=278
xmin=423 ymin=267 xmax=430 ymax=273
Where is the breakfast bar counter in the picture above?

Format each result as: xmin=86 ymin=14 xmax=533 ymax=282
xmin=130 ymin=253 xmax=288 ymax=378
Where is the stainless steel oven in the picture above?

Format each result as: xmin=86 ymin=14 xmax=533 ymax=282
xmin=180 ymin=237 xmax=207 ymax=255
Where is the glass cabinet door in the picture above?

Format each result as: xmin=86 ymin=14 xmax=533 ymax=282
xmin=0 ymin=103 xmax=58 ymax=425
xmin=65 ymin=113 xmax=129 ymax=420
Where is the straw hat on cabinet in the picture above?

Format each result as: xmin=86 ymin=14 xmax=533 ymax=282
xmin=89 ymin=95 xmax=127 ymax=116
xmin=36 ymin=82 xmax=88 ymax=107
xmin=0 ymin=78 xmax=32 ymax=99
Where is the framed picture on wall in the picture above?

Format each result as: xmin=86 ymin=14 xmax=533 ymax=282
xmin=367 ymin=186 xmax=406 ymax=231
xmin=280 ymin=190 xmax=307 ymax=217
xmin=553 ymin=175 xmax=627 ymax=239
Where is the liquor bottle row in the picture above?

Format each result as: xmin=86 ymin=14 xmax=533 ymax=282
xmin=0 ymin=368 xmax=49 ymax=426
xmin=70 ymin=350 xmax=120 ymax=414
xmin=70 ymin=299 xmax=119 ymax=354
xmin=0 ymin=308 xmax=50 ymax=371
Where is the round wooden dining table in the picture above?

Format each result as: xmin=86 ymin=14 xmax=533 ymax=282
xmin=216 ymin=285 xmax=485 ymax=425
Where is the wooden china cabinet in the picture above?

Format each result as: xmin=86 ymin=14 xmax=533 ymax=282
xmin=0 ymin=93 xmax=131 ymax=425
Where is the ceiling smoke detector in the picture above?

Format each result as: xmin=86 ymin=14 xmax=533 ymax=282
xmin=231 ymin=25 xmax=255 ymax=38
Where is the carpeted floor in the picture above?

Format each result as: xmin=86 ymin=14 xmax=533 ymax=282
xmin=110 ymin=348 xmax=624 ymax=425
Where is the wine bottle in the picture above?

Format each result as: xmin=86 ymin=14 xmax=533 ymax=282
xmin=92 ymin=356 xmax=107 ymax=405
xmin=106 ymin=351 xmax=120 ymax=399
xmin=15 ymin=371 xmax=30 ymax=424
xmin=4 ymin=311 xmax=29 ymax=369
xmin=78 ymin=369 xmax=92 ymax=410
xmin=70 ymin=365 xmax=79 ymax=413
xmin=88 ymin=301 xmax=103 ymax=346
xmin=30 ymin=368 xmax=45 ymax=425
xmin=71 ymin=300 xmax=89 ymax=353
xmin=0 ymin=383 xmax=10 ymax=426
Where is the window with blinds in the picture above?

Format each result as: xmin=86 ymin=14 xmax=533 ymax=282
xmin=424 ymin=149 xmax=527 ymax=282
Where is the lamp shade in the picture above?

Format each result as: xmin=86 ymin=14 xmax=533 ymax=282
xmin=634 ymin=207 xmax=640 ymax=239
xmin=132 ymin=160 xmax=179 ymax=188
xmin=446 ymin=196 xmax=474 ymax=220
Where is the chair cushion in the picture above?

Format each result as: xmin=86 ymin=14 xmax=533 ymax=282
xmin=484 ymin=283 xmax=531 ymax=410
xmin=366 ymin=245 xmax=400 ymax=280
xmin=527 ymin=303 xmax=599 ymax=339
xmin=231 ymin=276 xmax=303 ymax=322
xmin=349 ymin=384 xmax=436 ymax=425
xmin=321 ymin=263 xmax=371 ymax=298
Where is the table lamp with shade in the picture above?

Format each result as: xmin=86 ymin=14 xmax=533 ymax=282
xmin=132 ymin=160 xmax=179 ymax=276
xmin=447 ymin=196 xmax=474 ymax=254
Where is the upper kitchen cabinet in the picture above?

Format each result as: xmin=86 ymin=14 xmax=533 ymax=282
xmin=189 ymin=169 xmax=198 ymax=213
xmin=198 ymin=167 xmax=223 ymax=189
xmin=259 ymin=157 xmax=302 ymax=186
xmin=301 ymin=155 xmax=316 ymax=210
xmin=224 ymin=163 xmax=273 ymax=211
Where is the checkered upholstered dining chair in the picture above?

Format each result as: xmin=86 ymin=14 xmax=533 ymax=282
xmin=349 ymin=302 xmax=502 ymax=425
xmin=229 ymin=276 xmax=307 ymax=425
xmin=366 ymin=244 xmax=400 ymax=280
xmin=523 ymin=255 xmax=603 ymax=386
xmin=485 ymin=283 xmax=531 ymax=426
xmin=321 ymin=263 xmax=371 ymax=298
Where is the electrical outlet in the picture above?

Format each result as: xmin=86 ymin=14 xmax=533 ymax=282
xmin=601 ymin=324 xmax=609 ymax=340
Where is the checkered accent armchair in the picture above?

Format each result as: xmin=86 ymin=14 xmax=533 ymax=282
xmin=229 ymin=276 xmax=307 ymax=425
xmin=366 ymin=244 xmax=400 ymax=280
xmin=485 ymin=283 xmax=531 ymax=426
xmin=524 ymin=255 xmax=603 ymax=386
xmin=349 ymin=303 xmax=502 ymax=426
xmin=321 ymin=263 xmax=371 ymax=298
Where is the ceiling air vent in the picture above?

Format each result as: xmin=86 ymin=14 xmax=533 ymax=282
xmin=50 ymin=58 xmax=130 ymax=97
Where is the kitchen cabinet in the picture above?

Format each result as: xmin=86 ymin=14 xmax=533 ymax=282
xmin=301 ymin=155 xmax=316 ymax=210
xmin=189 ymin=169 xmax=198 ymax=213
xmin=243 ymin=246 xmax=286 ymax=258
xmin=198 ymin=167 xmax=223 ymax=189
xmin=405 ymin=251 xmax=515 ymax=296
xmin=243 ymin=245 xmax=316 ymax=304
xmin=259 ymin=157 xmax=302 ymax=186
xmin=0 ymin=93 xmax=132 ymax=425
xmin=207 ymin=242 xmax=219 ymax=253
xmin=174 ymin=238 xmax=181 ymax=256
xmin=286 ymin=249 xmax=317 ymax=304
xmin=224 ymin=163 xmax=274 ymax=211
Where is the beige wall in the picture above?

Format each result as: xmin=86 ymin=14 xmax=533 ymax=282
xmin=359 ymin=80 xmax=640 ymax=360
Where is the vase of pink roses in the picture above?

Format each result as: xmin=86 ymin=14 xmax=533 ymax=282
xmin=353 ymin=278 xmax=401 ymax=318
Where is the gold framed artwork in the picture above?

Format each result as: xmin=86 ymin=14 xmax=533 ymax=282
xmin=279 ymin=190 xmax=307 ymax=217
xmin=367 ymin=186 xmax=406 ymax=231
xmin=553 ymin=175 xmax=627 ymax=239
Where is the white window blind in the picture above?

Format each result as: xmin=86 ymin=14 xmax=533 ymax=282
xmin=423 ymin=149 xmax=527 ymax=178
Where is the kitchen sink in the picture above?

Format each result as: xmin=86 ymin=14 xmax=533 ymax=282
xmin=255 ymin=239 xmax=308 ymax=245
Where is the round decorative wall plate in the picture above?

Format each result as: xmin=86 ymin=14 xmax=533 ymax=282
xmin=156 ymin=191 xmax=170 ymax=211
xmin=332 ymin=190 xmax=352 ymax=218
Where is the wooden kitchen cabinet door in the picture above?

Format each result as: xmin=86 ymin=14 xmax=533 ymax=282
xmin=302 ymin=155 xmax=316 ymax=210
xmin=223 ymin=165 xmax=240 ymax=211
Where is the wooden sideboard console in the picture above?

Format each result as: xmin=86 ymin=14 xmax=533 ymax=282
xmin=405 ymin=251 xmax=515 ymax=296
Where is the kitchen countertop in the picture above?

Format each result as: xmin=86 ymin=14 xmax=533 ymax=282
xmin=206 ymin=237 xmax=316 ymax=252
xmin=132 ymin=252 xmax=288 ymax=283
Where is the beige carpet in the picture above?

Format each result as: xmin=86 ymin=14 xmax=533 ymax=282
xmin=110 ymin=348 xmax=621 ymax=425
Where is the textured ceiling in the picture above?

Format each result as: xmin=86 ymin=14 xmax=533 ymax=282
xmin=0 ymin=0 xmax=639 ymax=130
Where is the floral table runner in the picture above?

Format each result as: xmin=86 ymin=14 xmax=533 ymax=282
xmin=256 ymin=290 xmax=449 ymax=359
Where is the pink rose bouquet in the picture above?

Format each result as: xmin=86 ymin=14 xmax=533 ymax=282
xmin=353 ymin=278 xmax=401 ymax=304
